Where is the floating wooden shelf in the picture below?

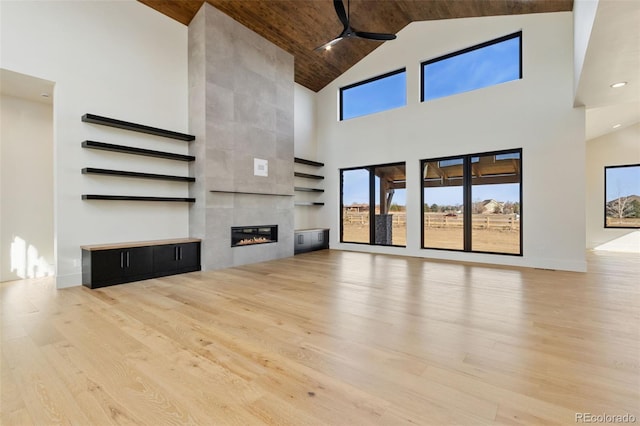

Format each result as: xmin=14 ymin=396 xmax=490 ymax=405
xmin=294 ymin=158 xmax=324 ymax=209
xmin=82 ymin=141 xmax=195 ymax=162
xmin=82 ymin=168 xmax=195 ymax=182
xmin=294 ymin=172 xmax=324 ymax=180
xmin=294 ymin=187 xmax=324 ymax=193
xmin=82 ymin=195 xmax=195 ymax=203
xmin=294 ymin=157 xmax=324 ymax=167
xmin=82 ymin=113 xmax=195 ymax=141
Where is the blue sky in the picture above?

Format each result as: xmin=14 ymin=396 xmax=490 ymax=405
xmin=423 ymin=36 xmax=520 ymax=101
xmin=342 ymin=169 xmax=408 ymax=206
xmin=342 ymin=71 xmax=406 ymax=120
xmin=342 ymin=169 xmax=370 ymax=204
xmin=343 ymin=169 xmax=409 ymax=205
xmin=606 ymin=166 xmax=640 ymax=202
xmin=423 ymin=184 xmax=520 ymax=206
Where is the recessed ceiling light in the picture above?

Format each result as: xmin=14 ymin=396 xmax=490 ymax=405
xmin=325 ymin=45 xmax=332 ymax=51
xmin=612 ymin=124 xmax=622 ymax=129
xmin=610 ymin=82 xmax=627 ymax=88
xmin=40 ymin=92 xmax=50 ymax=98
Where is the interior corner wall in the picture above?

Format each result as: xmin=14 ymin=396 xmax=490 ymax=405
xmin=573 ymin=0 xmax=599 ymax=95
xmin=0 ymin=95 xmax=54 ymax=282
xmin=1 ymin=0 xmax=189 ymax=287
xmin=316 ymin=12 xmax=587 ymax=272
xmin=586 ymin=123 xmax=640 ymax=250
xmin=294 ymin=83 xmax=318 ymax=160
xmin=294 ymin=83 xmax=325 ymax=229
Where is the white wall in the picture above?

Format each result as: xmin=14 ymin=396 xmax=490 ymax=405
xmin=1 ymin=0 xmax=189 ymax=287
xmin=0 ymin=95 xmax=54 ymax=281
xmin=573 ymin=0 xmax=599 ymax=96
xmin=294 ymin=83 xmax=327 ymax=229
xmin=316 ymin=12 xmax=587 ymax=271
xmin=294 ymin=83 xmax=318 ymax=160
xmin=586 ymin=123 xmax=640 ymax=250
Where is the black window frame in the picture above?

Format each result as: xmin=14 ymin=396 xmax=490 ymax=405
xmin=604 ymin=163 xmax=640 ymax=229
xmin=420 ymin=148 xmax=523 ymax=256
xmin=340 ymin=68 xmax=407 ymax=121
xmin=420 ymin=31 xmax=523 ymax=102
xmin=340 ymin=161 xmax=407 ymax=247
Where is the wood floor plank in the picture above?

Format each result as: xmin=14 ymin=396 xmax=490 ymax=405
xmin=2 ymin=336 xmax=93 ymax=425
xmin=41 ymin=342 xmax=141 ymax=426
xmin=1 ymin=250 xmax=638 ymax=425
xmin=0 ymin=352 xmax=28 ymax=417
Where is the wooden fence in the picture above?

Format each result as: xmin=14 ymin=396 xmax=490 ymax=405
xmin=425 ymin=213 xmax=520 ymax=230
xmin=343 ymin=211 xmax=519 ymax=230
xmin=343 ymin=212 xmax=406 ymax=225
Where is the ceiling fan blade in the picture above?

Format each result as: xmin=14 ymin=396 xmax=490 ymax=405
xmin=314 ymin=37 xmax=344 ymax=51
xmin=354 ymin=31 xmax=396 ymax=41
xmin=333 ymin=0 xmax=349 ymax=29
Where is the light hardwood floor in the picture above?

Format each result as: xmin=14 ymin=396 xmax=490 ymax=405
xmin=1 ymin=250 xmax=638 ymax=425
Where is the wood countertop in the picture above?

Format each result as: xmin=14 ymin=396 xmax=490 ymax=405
xmin=81 ymin=238 xmax=201 ymax=251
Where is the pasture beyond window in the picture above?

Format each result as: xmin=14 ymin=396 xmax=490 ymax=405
xmin=341 ymin=163 xmax=407 ymax=246
xmin=421 ymin=149 xmax=522 ymax=255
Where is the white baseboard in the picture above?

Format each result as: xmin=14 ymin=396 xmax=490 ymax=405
xmin=55 ymin=273 xmax=82 ymax=288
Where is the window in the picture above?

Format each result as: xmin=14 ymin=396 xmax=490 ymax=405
xmin=422 ymin=149 xmax=522 ymax=255
xmin=341 ymin=163 xmax=406 ymax=246
xmin=421 ymin=32 xmax=522 ymax=102
xmin=423 ymin=156 xmax=464 ymax=250
xmin=604 ymin=164 xmax=640 ymax=229
xmin=340 ymin=69 xmax=406 ymax=120
xmin=341 ymin=168 xmax=371 ymax=243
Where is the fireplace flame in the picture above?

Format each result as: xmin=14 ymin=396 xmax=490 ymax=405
xmin=236 ymin=236 xmax=271 ymax=246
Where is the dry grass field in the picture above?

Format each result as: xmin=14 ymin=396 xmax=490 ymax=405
xmin=342 ymin=213 xmax=520 ymax=253
xmin=606 ymin=217 xmax=640 ymax=228
xmin=342 ymin=223 xmax=407 ymax=246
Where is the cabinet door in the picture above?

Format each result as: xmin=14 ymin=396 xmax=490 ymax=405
xmin=312 ymin=230 xmax=325 ymax=249
xmin=319 ymin=229 xmax=329 ymax=250
xmin=91 ymin=249 xmax=125 ymax=286
xmin=294 ymin=232 xmax=310 ymax=254
xmin=153 ymin=244 xmax=179 ymax=276
xmin=177 ymin=242 xmax=200 ymax=272
xmin=123 ymin=246 xmax=153 ymax=279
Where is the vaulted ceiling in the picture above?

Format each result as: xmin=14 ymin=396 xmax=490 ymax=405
xmin=138 ymin=0 xmax=573 ymax=92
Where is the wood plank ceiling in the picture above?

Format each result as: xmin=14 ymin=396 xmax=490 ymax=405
xmin=138 ymin=0 xmax=573 ymax=92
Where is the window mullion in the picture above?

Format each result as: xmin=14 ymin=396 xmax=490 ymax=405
xmin=369 ymin=167 xmax=376 ymax=244
xmin=463 ymin=156 xmax=472 ymax=252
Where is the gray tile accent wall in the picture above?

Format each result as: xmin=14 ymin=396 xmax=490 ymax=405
xmin=189 ymin=3 xmax=294 ymax=270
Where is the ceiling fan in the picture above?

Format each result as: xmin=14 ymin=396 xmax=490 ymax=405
xmin=315 ymin=0 xmax=397 ymax=51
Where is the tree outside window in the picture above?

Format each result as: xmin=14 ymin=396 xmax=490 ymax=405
xmin=605 ymin=164 xmax=640 ymax=229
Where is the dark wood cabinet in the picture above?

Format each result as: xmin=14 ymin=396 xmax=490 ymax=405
xmin=294 ymin=229 xmax=329 ymax=254
xmin=314 ymin=229 xmax=328 ymax=248
xmin=152 ymin=242 xmax=201 ymax=276
xmin=82 ymin=239 xmax=201 ymax=289
xmin=294 ymin=232 xmax=311 ymax=253
xmin=175 ymin=242 xmax=200 ymax=272
xmin=83 ymin=247 xmax=154 ymax=289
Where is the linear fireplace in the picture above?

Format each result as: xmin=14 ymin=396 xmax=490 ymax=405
xmin=231 ymin=225 xmax=278 ymax=247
